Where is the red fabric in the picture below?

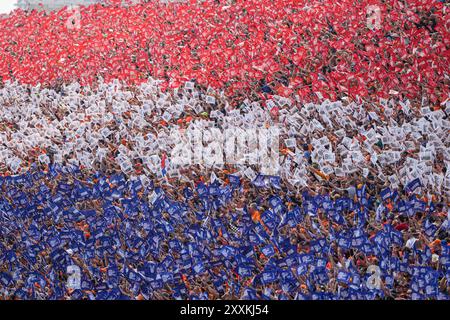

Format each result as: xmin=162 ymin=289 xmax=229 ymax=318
xmin=395 ymin=223 xmax=409 ymax=231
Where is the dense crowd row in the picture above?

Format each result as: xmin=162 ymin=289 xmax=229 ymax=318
xmin=0 ymin=164 xmax=448 ymax=300
xmin=1 ymin=80 xmax=449 ymax=197
xmin=0 ymin=0 xmax=448 ymax=105
xmin=0 ymin=79 xmax=449 ymax=299
xmin=0 ymin=0 xmax=449 ymax=300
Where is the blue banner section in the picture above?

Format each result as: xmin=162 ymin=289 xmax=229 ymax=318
xmin=0 ymin=165 xmax=448 ymax=300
